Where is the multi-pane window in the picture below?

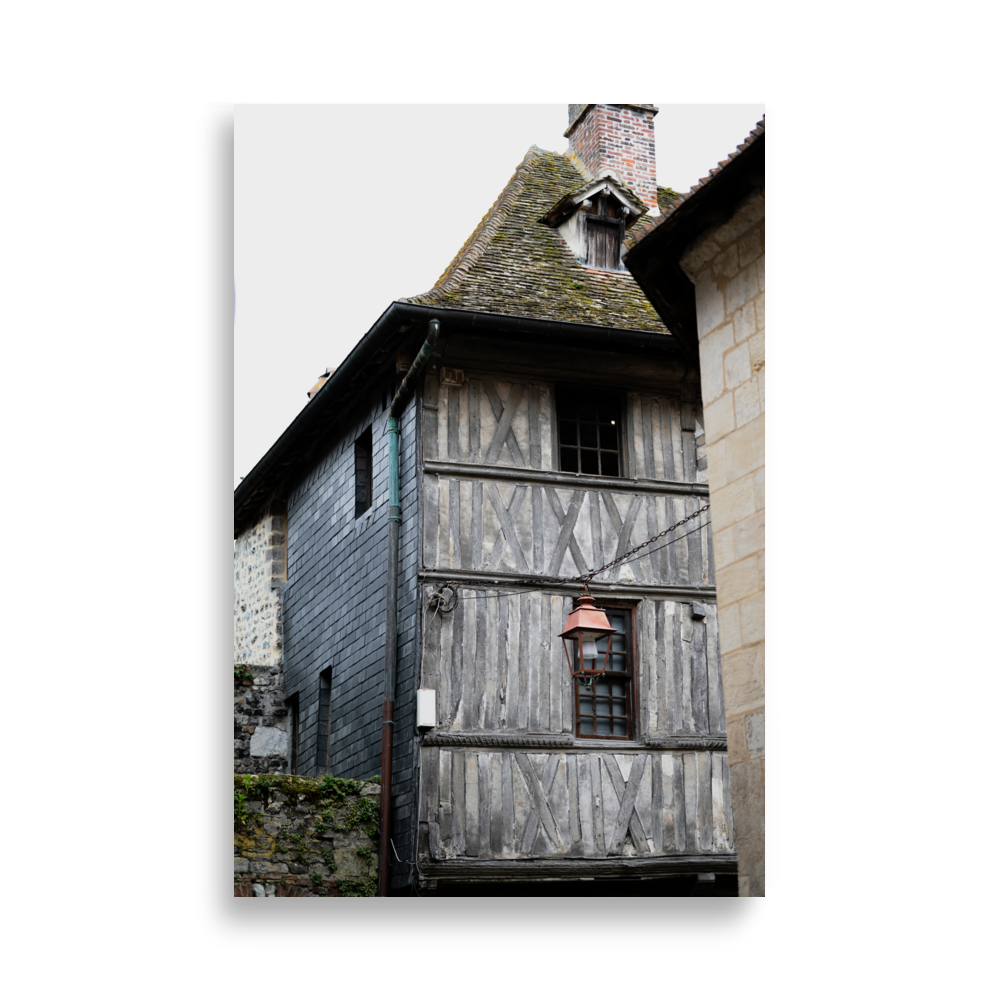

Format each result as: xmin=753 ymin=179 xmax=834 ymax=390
xmin=557 ymin=389 xmax=622 ymax=477
xmin=354 ymin=426 xmax=373 ymax=518
xmin=575 ymin=607 xmax=634 ymax=739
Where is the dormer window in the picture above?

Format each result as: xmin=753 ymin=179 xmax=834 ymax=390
xmin=583 ymin=193 xmax=624 ymax=270
xmin=539 ymin=174 xmax=647 ymax=273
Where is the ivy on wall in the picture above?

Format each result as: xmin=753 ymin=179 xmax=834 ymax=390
xmin=234 ymin=773 xmax=381 ymax=897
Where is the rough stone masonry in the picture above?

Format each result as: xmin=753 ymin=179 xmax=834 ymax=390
xmin=234 ymin=507 xmax=290 ymax=773
xmin=234 ymin=774 xmax=381 ymax=897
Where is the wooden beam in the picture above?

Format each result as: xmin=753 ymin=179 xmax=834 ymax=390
xmin=422 ymin=460 xmax=710 ymax=498
xmin=418 ymin=568 xmax=717 ymax=602
xmin=419 ymin=854 xmax=738 ymax=880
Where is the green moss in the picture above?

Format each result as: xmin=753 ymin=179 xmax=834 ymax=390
xmin=236 ymin=775 xmax=379 ymax=855
xmin=338 ymin=877 xmax=377 ymax=897
xmin=405 ymin=146 xmax=668 ymax=333
xmin=235 ymin=773 xmax=376 ymax=808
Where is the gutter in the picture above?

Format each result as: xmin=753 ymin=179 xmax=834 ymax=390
xmin=234 ymin=303 xmax=679 ymax=536
xmin=377 ymin=318 xmax=442 ymax=896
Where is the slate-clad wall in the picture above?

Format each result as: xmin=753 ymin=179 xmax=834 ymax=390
xmin=282 ymin=384 xmax=421 ymax=893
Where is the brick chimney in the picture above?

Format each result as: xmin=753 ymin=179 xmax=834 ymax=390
xmin=565 ymin=104 xmax=659 ymax=213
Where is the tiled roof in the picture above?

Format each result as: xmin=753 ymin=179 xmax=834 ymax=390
xmin=623 ymin=186 xmax=684 ymax=246
xmin=404 ymin=146 xmax=668 ymax=334
xmin=637 ymin=117 xmax=764 ymax=237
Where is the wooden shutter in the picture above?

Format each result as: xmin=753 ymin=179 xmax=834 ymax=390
xmin=587 ymin=215 xmax=622 ymax=271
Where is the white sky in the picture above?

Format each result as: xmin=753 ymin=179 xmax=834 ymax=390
xmin=235 ymin=104 xmax=764 ymax=489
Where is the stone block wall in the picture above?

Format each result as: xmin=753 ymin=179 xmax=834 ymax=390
xmin=234 ymin=774 xmax=381 ymax=897
xmin=234 ymin=507 xmax=287 ymax=669
xmin=235 ymin=506 xmax=290 ymax=773
xmin=680 ymin=188 xmax=765 ymax=897
xmin=235 ymin=664 xmax=289 ymax=774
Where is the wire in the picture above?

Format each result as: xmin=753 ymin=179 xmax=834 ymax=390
xmin=430 ymin=516 xmax=712 ymax=603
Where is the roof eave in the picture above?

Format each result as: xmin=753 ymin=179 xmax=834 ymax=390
xmin=623 ymin=130 xmax=764 ymax=365
xmin=234 ymin=302 xmax=683 ymax=537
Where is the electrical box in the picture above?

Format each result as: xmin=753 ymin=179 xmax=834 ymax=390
xmin=416 ymin=689 xmax=437 ymax=729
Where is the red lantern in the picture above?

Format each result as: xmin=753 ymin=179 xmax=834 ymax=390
xmin=559 ymin=586 xmax=617 ymax=684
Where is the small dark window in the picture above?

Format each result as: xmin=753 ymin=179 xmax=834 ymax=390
xmin=584 ymin=194 xmax=624 ymax=270
xmin=285 ymin=693 xmax=300 ymax=774
xmin=354 ymin=426 xmax=373 ymax=518
xmin=557 ymin=388 xmax=622 ymax=477
xmin=575 ymin=606 xmax=635 ymax=740
xmin=316 ymin=667 xmax=332 ymax=774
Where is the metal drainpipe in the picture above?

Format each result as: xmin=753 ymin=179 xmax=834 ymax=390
xmin=378 ymin=318 xmax=440 ymax=896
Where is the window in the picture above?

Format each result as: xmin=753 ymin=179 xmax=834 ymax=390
xmin=285 ymin=693 xmax=300 ymax=774
xmin=354 ymin=426 xmax=373 ymax=518
xmin=575 ymin=606 xmax=635 ymax=740
xmin=315 ymin=667 xmax=332 ymax=774
xmin=584 ymin=193 xmax=624 ymax=270
xmin=557 ymin=388 xmax=623 ymax=477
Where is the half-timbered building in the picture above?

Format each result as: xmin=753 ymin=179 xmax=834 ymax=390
xmin=234 ymin=104 xmax=738 ymax=895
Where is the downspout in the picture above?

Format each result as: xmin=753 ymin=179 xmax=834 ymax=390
xmin=378 ymin=318 xmax=440 ymax=896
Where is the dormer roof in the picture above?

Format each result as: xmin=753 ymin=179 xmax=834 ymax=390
xmin=404 ymin=146 xmax=668 ymax=333
xmin=539 ymin=173 xmax=648 ymax=231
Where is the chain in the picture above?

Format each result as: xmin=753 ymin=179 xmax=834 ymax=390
xmin=575 ymin=502 xmax=710 ymax=583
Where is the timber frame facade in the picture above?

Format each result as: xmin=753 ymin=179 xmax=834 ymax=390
xmin=411 ymin=317 xmax=735 ymax=894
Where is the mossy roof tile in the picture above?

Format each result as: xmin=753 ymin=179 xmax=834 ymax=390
xmin=404 ymin=146 xmax=668 ymax=333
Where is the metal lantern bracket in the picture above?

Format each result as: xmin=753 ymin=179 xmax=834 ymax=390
xmin=559 ymin=584 xmax=617 ymax=685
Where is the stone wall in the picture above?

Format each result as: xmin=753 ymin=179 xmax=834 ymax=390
xmin=235 ymin=506 xmax=290 ymax=773
xmin=679 ymin=188 xmax=765 ymax=897
xmin=234 ymin=507 xmax=287 ymax=670
xmin=235 ymin=664 xmax=289 ymax=774
xmin=234 ymin=774 xmax=381 ymax=897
